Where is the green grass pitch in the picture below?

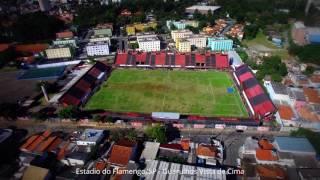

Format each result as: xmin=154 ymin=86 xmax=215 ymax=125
xmin=86 ymin=69 xmax=249 ymax=117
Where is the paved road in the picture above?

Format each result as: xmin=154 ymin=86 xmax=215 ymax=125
xmin=0 ymin=120 xmax=290 ymax=167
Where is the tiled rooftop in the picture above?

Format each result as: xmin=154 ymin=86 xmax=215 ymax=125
xmin=278 ymin=105 xmax=295 ymax=120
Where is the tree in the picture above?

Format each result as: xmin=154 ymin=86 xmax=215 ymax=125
xmin=271 ymin=73 xmax=282 ymax=82
xmin=0 ymin=103 xmax=26 ymax=121
xmin=58 ymin=106 xmax=79 ymax=120
xmin=12 ymin=12 xmax=64 ymax=42
xmin=110 ymin=128 xmax=138 ymax=142
xmin=170 ymin=23 xmax=177 ymax=30
xmin=303 ymin=66 xmax=315 ymax=76
xmin=185 ymin=25 xmax=200 ymax=34
xmin=244 ymin=24 xmax=260 ymax=40
xmin=145 ymin=124 xmax=166 ymax=143
xmin=256 ymin=56 xmax=288 ymax=82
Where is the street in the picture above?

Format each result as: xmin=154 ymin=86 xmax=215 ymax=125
xmin=0 ymin=119 xmax=290 ymax=167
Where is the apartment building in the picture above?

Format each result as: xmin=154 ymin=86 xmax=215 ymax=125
xmin=171 ymin=29 xmax=193 ymax=42
xmin=136 ymin=33 xmax=160 ymax=52
xmin=53 ymin=38 xmax=77 ymax=47
xmin=86 ymin=42 xmax=109 ymax=57
xmin=176 ymin=38 xmax=191 ymax=52
xmin=166 ymin=20 xmax=199 ymax=30
xmin=89 ymin=35 xmax=111 ymax=45
xmin=126 ymin=22 xmax=157 ymax=35
xmin=185 ymin=34 xmax=207 ymax=48
xmin=93 ymin=28 xmax=112 ymax=37
xmin=208 ymin=37 xmax=233 ymax=51
xmin=45 ymin=46 xmax=72 ymax=59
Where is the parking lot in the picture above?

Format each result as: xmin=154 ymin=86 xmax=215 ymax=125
xmin=0 ymin=71 xmax=40 ymax=103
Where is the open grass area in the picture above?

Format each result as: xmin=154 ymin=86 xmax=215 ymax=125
xmin=243 ymin=30 xmax=289 ymax=60
xmin=86 ymin=69 xmax=248 ymax=117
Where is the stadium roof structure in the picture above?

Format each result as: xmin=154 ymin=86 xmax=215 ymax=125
xmin=18 ymin=66 xmax=66 ymax=80
xmin=234 ymin=65 xmax=276 ymax=118
xmin=115 ymin=51 xmax=229 ymax=69
xmin=152 ymin=112 xmax=180 ymax=120
xmin=59 ymin=62 xmax=110 ymax=106
xmin=274 ymin=137 xmax=316 ymax=155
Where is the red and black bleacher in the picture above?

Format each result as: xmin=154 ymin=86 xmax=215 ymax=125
xmin=115 ymin=51 xmax=229 ymax=69
xmin=59 ymin=62 xmax=111 ymax=106
xmin=234 ymin=65 xmax=276 ymax=119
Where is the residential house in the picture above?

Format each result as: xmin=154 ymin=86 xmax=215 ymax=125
xmin=108 ymin=140 xmax=138 ymax=167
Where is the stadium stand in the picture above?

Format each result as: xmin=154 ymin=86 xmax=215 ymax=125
xmin=233 ymin=65 xmax=276 ymax=120
xmin=115 ymin=51 xmax=229 ymax=69
xmin=59 ymin=62 xmax=111 ymax=106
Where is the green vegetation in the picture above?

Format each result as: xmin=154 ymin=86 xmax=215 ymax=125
xmin=243 ymin=30 xmax=289 ymax=59
xmin=256 ymin=56 xmax=287 ymax=82
xmin=185 ymin=25 xmax=200 ymax=34
xmin=289 ymin=44 xmax=320 ymax=65
xmin=74 ymin=0 xmax=198 ymax=28
xmin=290 ymin=128 xmax=320 ymax=154
xmin=243 ymin=30 xmax=278 ymax=49
xmin=0 ymin=103 xmax=26 ymax=120
xmin=58 ymin=106 xmax=80 ymax=120
xmin=0 ymin=12 xmax=64 ymax=42
xmin=216 ymin=0 xmax=307 ymax=39
xmin=145 ymin=124 xmax=167 ymax=143
xmin=303 ymin=66 xmax=315 ymax=76
xmin=110 ymin=128 xmax=138 ymax=142
xmin=86 ymin=69 xmax=248 ymax=117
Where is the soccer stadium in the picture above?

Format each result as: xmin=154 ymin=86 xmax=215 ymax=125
xmin=82 ymin=51 xmax=276 ymax=122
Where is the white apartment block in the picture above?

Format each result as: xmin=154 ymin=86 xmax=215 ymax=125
xmin=185 ymin=35 xmax=207 ymax=48
xmin=89 ymin=35 xmax=111 ymax=45
xmin=53 ymin=38 xmax=77 ymax=47
xmin=45 ymin=47 xmax=72 ymax=59
xmin=137 ymin=37 xmax=160 ymax=52
xmin=176 ymin=39 xmax=191 ymax=52
xmin=86 ymin=42 xmax=109 ymax=57
xmin=171 ymin=29 xmax=193 ymax=42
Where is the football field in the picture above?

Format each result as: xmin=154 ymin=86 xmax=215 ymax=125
xmin=86 ymin=69 xmax=248 ymax=117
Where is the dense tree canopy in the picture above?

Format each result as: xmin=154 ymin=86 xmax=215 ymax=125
xmin=289 ymin=44 xmax=320 ymax=65
xmin=256 ymin=56 xmax=288 ymax=82
xmin=145 ymin=124 xmax=166 ymax=143
xmin=58 ymin=106 xmax=80 ymax=120
xmin=9 ymin=12 xmax=64 ymax=42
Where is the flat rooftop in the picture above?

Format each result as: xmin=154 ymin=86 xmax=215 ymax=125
xmin=18 ymin=66 xmax=66 ymax=80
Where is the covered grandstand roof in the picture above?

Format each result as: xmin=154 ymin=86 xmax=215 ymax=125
xmin=59 ymin=62 xmax=110 ymax=106
xmin=234 ymin=65 xmax=276 ymax=118
xmin=115 ymin=51 xmax=229 ymax=69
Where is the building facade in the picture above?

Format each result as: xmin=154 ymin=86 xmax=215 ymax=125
xmin=93 ymin=28 xmax=112 ymax=37
xmin=137 ymin=37 xmax=160 ymax=52
xmin=126 ymin=22 xmax=157 ymax=35
xmin=89 ymin=35 xmax=111 ymax=45
xmin=86 ymin=42 xmax=109 ymax=57
xmin=185 ymin=35 xmax=207 ymax=48
xmin=176 ymin=39 xmax=191 ymax=52
xmin=45 ymin=47 xmax=72 ymax=59
xmin=53 ymin=38 xmax=77 ymax=47
xmin=171 ymin=29 xmax=193 ymax=42
xmin=166 ymin=20 xmax=199 ymax=30
xmin=208 ymin=37 xmax=233 ymax=51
